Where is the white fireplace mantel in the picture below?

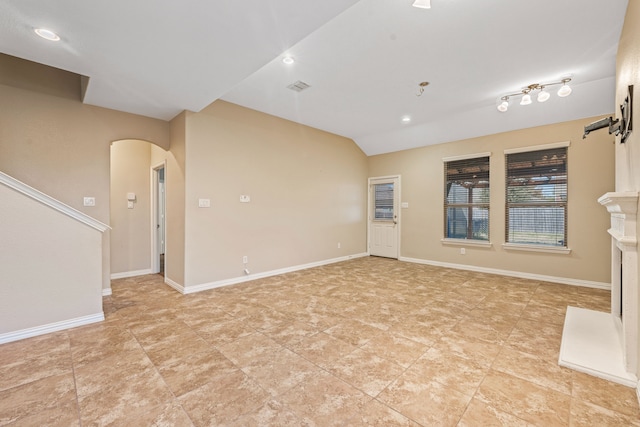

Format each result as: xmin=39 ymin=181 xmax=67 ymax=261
xmin=598 ymin=192 xmax=638 ymax=247
xmin=598 ymin=192 xmax=639 ymax=214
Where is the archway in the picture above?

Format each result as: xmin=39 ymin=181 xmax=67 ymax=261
xmin=110 ymin=139 xmax=169 ymax=280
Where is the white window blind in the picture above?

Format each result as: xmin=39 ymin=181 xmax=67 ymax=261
xmin=505 ymin=147 xmax=568 ymax=247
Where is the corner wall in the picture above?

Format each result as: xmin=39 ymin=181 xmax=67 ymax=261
xmin=182 ymin=101 xmax=368 ymax=289
xmin=166 ymin=112 xmax=187 ymax=288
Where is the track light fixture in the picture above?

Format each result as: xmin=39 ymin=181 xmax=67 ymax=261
xmin=497 ymin=77 xmax=572 ymax=112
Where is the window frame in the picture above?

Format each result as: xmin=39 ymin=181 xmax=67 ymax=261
xmin=503 ymin=141 xmax=571 ymax=254
xmin=442 ymin=152 xmax=492 ymax=245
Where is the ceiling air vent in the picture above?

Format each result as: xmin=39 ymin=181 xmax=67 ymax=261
xmin=287 ymin=80 xmax=311 ymax=92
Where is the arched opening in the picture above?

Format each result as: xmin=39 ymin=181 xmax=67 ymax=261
xmin=110 ymin=139 xmax=169 ymax=280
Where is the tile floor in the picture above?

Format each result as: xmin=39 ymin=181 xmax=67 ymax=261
xmin=1 ymin=257 xmax=639 ymax=426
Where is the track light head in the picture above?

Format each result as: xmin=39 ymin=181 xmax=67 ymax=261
xmin=557 ymin=79 xmax=572 ymax=97
xmin=537 ymin=88 xmax=550 ymax=103
xmin=497 ymin=97 xmax=509 ymax=112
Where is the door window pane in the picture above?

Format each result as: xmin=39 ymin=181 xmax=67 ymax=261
xmin=374 ymin=183 xmax=394 ymax=220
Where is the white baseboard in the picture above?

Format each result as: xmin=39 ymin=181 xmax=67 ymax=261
xmin=399 ymin=257 xmax=611 ymax=290
xmin=102 ymin=288 xmax=112 ymax=296
xmin=164 ymin=277 xmax=185 ymax=294
xmin=181 ymin=252 xmax=369 ymax=295
xmin=0 ymin=312 xmax=105 ymax=344
xmin=110 ymin=268 xmax=153 ymax=280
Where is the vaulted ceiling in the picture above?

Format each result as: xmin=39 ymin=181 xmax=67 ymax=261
xmin=0 ymin=0 xmax=628 ymax=155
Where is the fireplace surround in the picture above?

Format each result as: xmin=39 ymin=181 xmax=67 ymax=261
xmin=559 ymin=191 xmax=638 ymax=387
xmin=599 ymin=192 xmax=639 ymax=374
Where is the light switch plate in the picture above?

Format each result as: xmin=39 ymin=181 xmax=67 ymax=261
xmin=198 ymin=198 xmax=211 ymax=208
xmin=240 ymin=195 xmax=251 ymax=203
xmin=83 ymin=197 xmax=96 ymax=207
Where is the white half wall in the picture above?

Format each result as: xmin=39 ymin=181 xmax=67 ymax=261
xmin=0 ymin=181 xmax=104 ymax=341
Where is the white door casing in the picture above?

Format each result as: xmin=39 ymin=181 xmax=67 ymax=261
xmin=158 ymin=173 xmax=166 ymax=254
xmin=368 ymin=176 xmax=400 ymax=259
xmin=151 ymin=162 xmax=166 ymax=275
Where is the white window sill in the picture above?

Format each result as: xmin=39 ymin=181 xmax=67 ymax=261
xmin=502 ymin=243 xmax=571 ymax=254
xmin=441 ymin=238 xmax=492 ymax=248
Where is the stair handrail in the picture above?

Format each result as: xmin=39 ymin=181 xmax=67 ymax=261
xmin=0 ymin=171 xmax=110 ymax=232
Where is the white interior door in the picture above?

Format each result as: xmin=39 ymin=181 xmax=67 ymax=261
xmin=369 ymin=176 xmax=400 ymax=258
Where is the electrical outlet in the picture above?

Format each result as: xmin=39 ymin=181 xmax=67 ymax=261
xmin=460 ymin=248 xmax=466 ymax=255
xmin=243 ymin=256 xmax=248 ymax=264
xmin=83 ymin=197 xmax=95 ymax=207
xmin=337 ymin=242 xmax=341 ymax=249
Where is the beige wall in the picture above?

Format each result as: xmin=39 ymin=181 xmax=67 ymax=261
xmin=166 ymin=112 xmax=187 ymax=287
xmin=616 ymin=0 xmax=640 ymax=379
xmin=0 ymin=53 xmax=82 ymax=101
xmin=0 ymin=83 xmax=170 ymax=288
xmin=182 ymin=101 xmax=368 ymax=288
xmin=151 ymin=144 xmax=168 ymax=167
xmin=369 ymin=117 xmax=615 ymax=284
xmin=110 ymin=140 xmax=152 ymax=275
xmin=0 ymin=184 xmax=103 ymax=336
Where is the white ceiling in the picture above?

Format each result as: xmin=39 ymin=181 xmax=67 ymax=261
xmin=0 ymin=0 xmax=629 ymax=155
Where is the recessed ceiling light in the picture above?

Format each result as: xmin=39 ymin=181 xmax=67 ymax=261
xmin=34 ymin=28 xmax=60 ymax=41
xmin=412 ymin=0 xmax=431 ymax=9
xmin=282 ymin=56 xmax=295 ymax=65
xmin=402 ymin=116 xmax=411 ymax=123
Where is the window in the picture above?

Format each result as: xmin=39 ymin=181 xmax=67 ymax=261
xmin=505 ymin=146 xmax=567 ymax=247
xmin=374 ymin=183 xmax=394 ymax=220
xmin=444 ymin=155 xmax=490 ymax=241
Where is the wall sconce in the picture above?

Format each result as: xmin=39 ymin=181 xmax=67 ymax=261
xmin=583 ymin=85 xmax=633 ymax=143
xmin=497 ymin=77 xmax=572 ymax=112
